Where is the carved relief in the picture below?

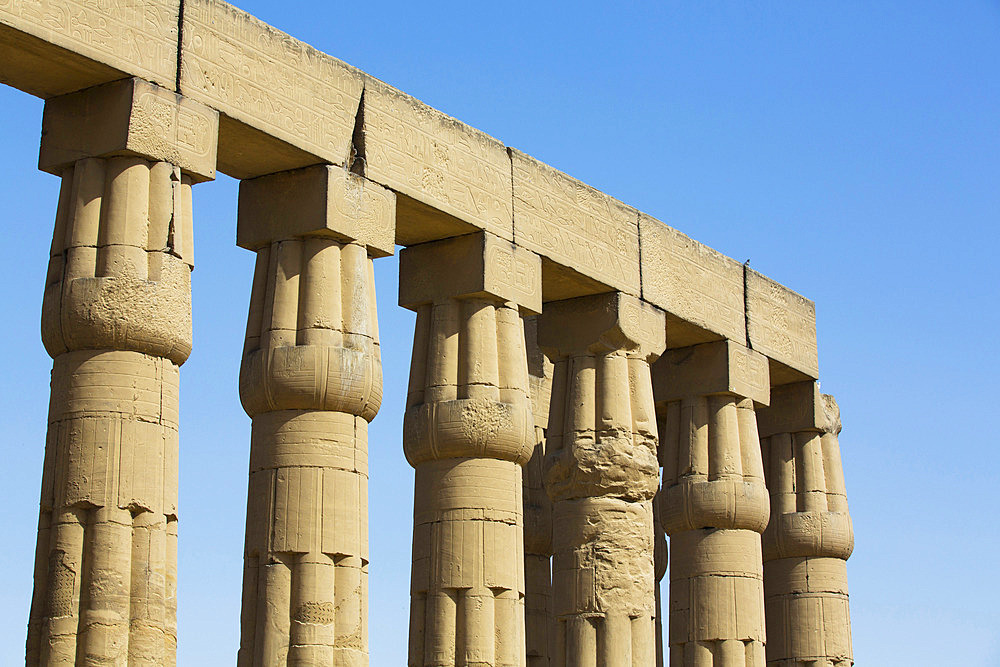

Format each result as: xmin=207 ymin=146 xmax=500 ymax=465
xmin=639 ymin=213 xmax=745 ymax=343
xmin=364 ymin=76 xmax=513 ymax=240
xmin=181 ymin=0 xmax=364 ymax=166
xmin=0 ymin=0 xmax=178 ymax=88
xmin=746 ymin=267 xmax=819 ymax=378
xmin=512 ymin=148 xmax=640 ymax=295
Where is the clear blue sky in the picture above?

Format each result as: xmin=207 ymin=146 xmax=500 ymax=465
xmin=1 ymin=1 xmax=998 ymax=664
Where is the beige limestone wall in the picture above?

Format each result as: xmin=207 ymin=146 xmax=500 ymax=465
xmin=757 ymin=384 xmax=853 ymax=667
xmin=401 ymin=232 xmax=540 ymax=667
xmin=27 ymin=77 xmax=216 ymax=667
xmin=654 ymin=340 xmax=770 ymax=667
xmin=539 ymin=292 xmax=665 ymax=667
xmin=235 ymin=168 xmax=393 ymax=666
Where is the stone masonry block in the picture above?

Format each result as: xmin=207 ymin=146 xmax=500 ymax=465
xmin=180 ymin=0 xmax=365 ymax=179
xmin=755 ymin=380 xmax=824 ymax=438
xmin=399 ymin=232 xmax=541 ymax=313
xmin=511 ymin=148 xmax=641 ymax=297
xmin=39 ymin=78 xmax=219 ymax=182
xmin=538 ymin=292 xmax=665 ymax=359
xmin=638 ymin=213 xmax=745 ymax=347
xmin=237 ymin=165 xmax=395 ymax=257
xmin=364 ymin=75 xmax=514 ymax=245
xmin=653 ymin=340 xmax=769 ymax=406
xmin=0 ymin=0 xmax=178 ymax=98
xmin=746 ymin=268 xmax=819 ymax=382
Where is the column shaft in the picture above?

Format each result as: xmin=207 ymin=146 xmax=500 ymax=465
xmin=400 ymin=232 xmax=541 ymax=667
xmin=27 ymin=155 xmax=198 ymax=667
xmin=654 ymin=341 xmax=771 ymax=667
xmin=234 ymin=165 xmax=394 ymax=667
xmin=539 ymin=293 xmax=665 ymax=667
xmin=524 ymin=316 xmax=554 ymax=667
xmin=757 ymin=385 xmax=853 ymax=667
xmin=237 ymin=236 xmax=383 ymax=666
xmin=405 ymin=299 xmax=533 ymax=667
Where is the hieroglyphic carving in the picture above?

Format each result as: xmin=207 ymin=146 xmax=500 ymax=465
xmin=746 ymin=267 xmax=819 ymax=379
xmin=180 ymin=0 xmax=363 ymax=167
xmin=639 ymin=213 xmax=745 ymax=343
xmin=511 ymin=148 xmax=640 ymax=296
xmin=0 ymin=0 xmax=178 ymax=90
xmin=363 ymin=76 xmax=513 ymax=241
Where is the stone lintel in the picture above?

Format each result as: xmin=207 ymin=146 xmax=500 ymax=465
xmin=746 ymin=268 xmax=819 ymax=381
xmin=180 ymin=0 xmax=364 ymax=179
xmin=639 ymin=213 xmax=746 ymax=347
xmin=364 ymin=75 xmax=514 ymax=245
xmin=0 ymin=0 xmax=178 ymax=99
xmin=511 ymin=148 xmax=641 ymax=299
xmin=538 ymin=292 xmax=666 ymax=360
xmin=398 ymin=232 xmax=541 ymax=314
xmin=652 ymin=340 xmax=770 ymax=407
xmin=39 ymin=78 xmax=219 ymax=182
xmin=755 ymin=380 xmax=823 ymax=438
xmin=237 ymin=165 xmax=395 ymax=257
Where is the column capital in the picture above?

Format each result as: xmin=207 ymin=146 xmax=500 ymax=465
xmin=399 ymin=232 xmax=542 ymax=313
xmin=237 ymin=166 xmax=395 ymax=257
xmin=652 ymin=339 xmax=770 ymax=407
xmin=538 ymin=292 xmax=666 ymax=360
xmin=39 ymin=77 xmax=219 ymax=182
xmin=822 ymin=392 xmax=842 ymax=435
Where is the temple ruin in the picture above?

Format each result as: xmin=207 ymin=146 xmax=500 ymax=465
xmin=1 ymin=1 xmax=854 ymax=665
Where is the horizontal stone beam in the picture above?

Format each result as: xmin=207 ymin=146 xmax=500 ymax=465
xmin=0 ymin=0 xmax=820 ymax=379
xmin=746 ymin=267 xmax=819 ymax=382
xmin=0 ymin=0 xmax=178 ymax=98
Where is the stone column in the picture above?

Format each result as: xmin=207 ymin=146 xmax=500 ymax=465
xmin=652 ymin=490 xmax=667 ymax=667
xmin=234 ymin=165 xmax=395 ymax=666
xmin=756 ymin=383 xmax=853 ymax=667
xmin=26 ymin=78 xmax=218 ymax=666
xmin=653 ymin=340 xmax=771 ymax=666
xmin=523 ymin=316 xmax=554 ymax=667
xmin=401 ymin=232 xmax=541 ymax=667
xmin=538 ymin=292 xmax=666 ymax=667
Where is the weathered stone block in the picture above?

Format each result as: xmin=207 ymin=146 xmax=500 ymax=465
xmin=39 ymin=78 xmax=218 ymax=182
xmin=0 ymin=0 xmax=178 ymax=98
xmin=238 ymin=166 xmax=395 ymax=257
xmin=180 ymin=0 xmax=364 ymax=179
xmin=399 ymin=232 xmax=541 ymax=313
xmin=746 ymin=267 xmax=819 ymax=382
xmin=638 ymin=213 xmax=745 ymax=347
xmin=756 ymin=380 xmax=824 ymax=438
xmin=511 ymin=148 xmax=641 ymax=298
xmin=653 ymin=340 xmax=769 ymax=406
xmin=538 ymin=292 xmax=665 ymax=359
xmin=363 ymin=75 xmax=513 ymax=245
